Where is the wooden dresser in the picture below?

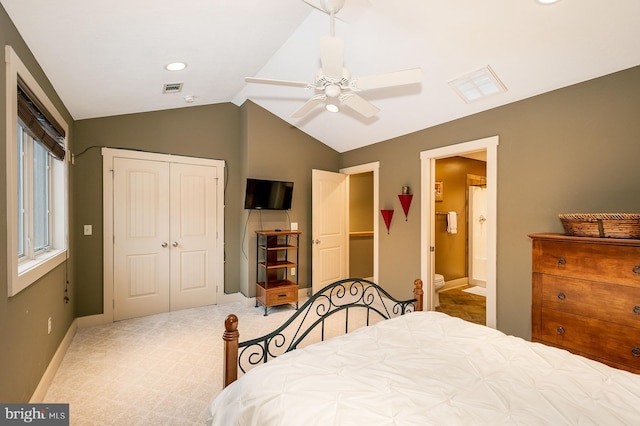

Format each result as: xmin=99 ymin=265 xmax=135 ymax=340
xmin=530 ymin=233 xmax=640 ymax=374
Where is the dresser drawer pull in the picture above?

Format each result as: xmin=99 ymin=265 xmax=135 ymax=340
xmin=556 ymin=326 xmax=565 ymax=335
xmin=632 ymin=347 xmax=640 ymax=357
xmin=633 ymin=265 xmax=640 ymax=275
xmin=557 ymin=257 xmax=566 ymax=266
xmin=557 ymin=292 xmax=566 ymax=301
xmin=634 ymin=306 xmax=640 ymax=315
xmin=277 ymin=294 xmax=288 ymax=298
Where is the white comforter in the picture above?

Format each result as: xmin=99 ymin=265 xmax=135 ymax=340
xmin=208 ymin=312 xmax=640 ymax=425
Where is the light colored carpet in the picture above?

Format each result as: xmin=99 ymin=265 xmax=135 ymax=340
xmin=462 ymin=285 xmax=486 ymax=297
xmin=44 ymin=301 xmax=303 ymax=425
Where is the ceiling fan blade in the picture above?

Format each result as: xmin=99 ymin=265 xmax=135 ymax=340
xmin=245 ymin=77 xmax=313 ymax=89
xmin=291 ymin=94 xmax=327 ymax=118
xmin=349 ymin=68 xmax=422 ymax=91
xmin=320 ymin=36 xmax=344 ymax=80
xmin=339 ymin=93 xmax=379 ymax=118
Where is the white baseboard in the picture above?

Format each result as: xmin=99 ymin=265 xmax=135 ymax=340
xmin=30 ymin=318 xmax=78 ymax=403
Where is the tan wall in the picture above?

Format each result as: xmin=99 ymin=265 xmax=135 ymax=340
xmin=0 ymin=5 xmax=76 ymax=402
xmin=341 ymin=65 xmax=640 ymax=339
xmin=434 ymin=157 xmax=486 ymax=281
xmin=349 ymin=172 xmax=374 ymax=278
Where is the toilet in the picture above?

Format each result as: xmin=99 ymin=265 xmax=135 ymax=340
xmin=434 ymin=274 xmax=445 ymax=308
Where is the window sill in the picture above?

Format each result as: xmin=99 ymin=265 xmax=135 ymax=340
xmin=10 ymin=249 xmax=67 ymax=297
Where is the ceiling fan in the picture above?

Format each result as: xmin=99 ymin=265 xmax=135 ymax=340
xmin=245 ymin=0 xmax=422 ymax=119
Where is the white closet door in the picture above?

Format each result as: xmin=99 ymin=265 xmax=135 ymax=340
xmin=311 ymin=169 xmax=348 ymax=294
xmin=113 ymin=157 xmax=170 ymax=321
xmin=169 ymin=162 xmax=218 ymax=310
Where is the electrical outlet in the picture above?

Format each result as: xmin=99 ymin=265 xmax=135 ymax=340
xmin=291 ymin=267 xmax=296 ymax=276
xmin=47 ymin=317 xmax=52 ymax=334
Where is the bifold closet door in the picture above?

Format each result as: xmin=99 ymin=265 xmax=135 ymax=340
xmin=113 ymin=158 xmax=218 ymax=321
xmin=113 ymin=157 xmax=171 ymax=320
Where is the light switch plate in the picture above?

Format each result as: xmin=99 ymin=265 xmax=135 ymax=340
xmin=83 ymin=225 xmax=92 ymax=236
xmin=291 ymin=222 xmax=298 ymax=230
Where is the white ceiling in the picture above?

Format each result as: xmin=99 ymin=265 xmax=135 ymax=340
xmin=2 ymin=0 xmax=640 ymax=153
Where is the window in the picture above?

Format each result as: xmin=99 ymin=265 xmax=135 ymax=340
xmin=6 ymin=46 xmax=68 ymax=296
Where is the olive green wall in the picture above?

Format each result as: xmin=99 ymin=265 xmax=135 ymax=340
xmin=341 ymin=65 xmax=640 ymax=339
xmin=72 ymin=104 xmax=242 ymax=315
xmin=1 ymin=5 xmax=76 ymax=402
xmin=240 ymin=101 xmax=340 ymax=296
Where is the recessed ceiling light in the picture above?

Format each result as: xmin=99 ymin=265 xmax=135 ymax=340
xmin=448 ymin=66 xmax=507 ymax=103
xmin=325 ymin=104 xmax=339 ymax=113
xmin=536 ymin=0 xmax=561 ymax=4
xmin=165 ymin=62 xmax=187 ymax=71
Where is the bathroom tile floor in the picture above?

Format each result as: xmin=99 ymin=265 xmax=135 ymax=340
xmin=436 ymin=286 xmax=486 ymax=325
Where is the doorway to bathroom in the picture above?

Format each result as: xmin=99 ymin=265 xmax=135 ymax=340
xmin=420 ymin=136 xmax=498 ymax=328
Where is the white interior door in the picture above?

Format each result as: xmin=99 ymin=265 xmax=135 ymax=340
xmin=113 ymin=157 xmax=170 ymax=320
xmin=469 ymin=186 xmax=487 ymax=287
xmin=312 ymin=169 xmax=348 ymax=294
xmin=169 ymin=163 xmax=218 ymax=310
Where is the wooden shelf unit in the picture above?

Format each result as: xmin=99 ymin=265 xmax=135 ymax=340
xmin=255 ymin=230 xmax=301 ymax=315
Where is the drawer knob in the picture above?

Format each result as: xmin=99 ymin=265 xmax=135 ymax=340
xmin=633 ymin=265 xmax=640 ymax=275
xmin=557 ymin=292 xmax=566 ymax=301
xmin=632 ymin=347 xmax=640 ymax=357
xmin=633 ymin=306 xmax=640 ymax=315
xmin=557 ymin=257 xmax=566 ymax=266
xmin=556 ymin=326 xmax=565 ymax=335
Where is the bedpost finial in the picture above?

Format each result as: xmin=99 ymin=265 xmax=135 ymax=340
xmin=225 ymin=314 xmax=239 ymax=333
xmin=413 ymin=279 xmax=424 ymax=312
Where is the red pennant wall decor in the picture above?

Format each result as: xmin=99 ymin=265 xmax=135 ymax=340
xmin=381 ymin=209 xmax=394 ymax=234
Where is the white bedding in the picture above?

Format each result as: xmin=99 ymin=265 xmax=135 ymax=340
xmin=208 ymin=311 xmax=640 ymax=425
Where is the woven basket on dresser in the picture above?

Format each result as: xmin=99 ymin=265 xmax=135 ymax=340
xmin=559 ymin=213 xmax=640 ymax=239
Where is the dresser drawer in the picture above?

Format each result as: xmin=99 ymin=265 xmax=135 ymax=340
xmin=537 ymin=307 xmax=640 ymax=370
xmin=532 ymin=239 xmax=640 ymax=286
xmin=533 ymin=273 xmax=640 ymax=328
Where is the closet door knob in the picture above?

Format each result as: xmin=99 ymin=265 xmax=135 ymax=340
xmin=161 ymin=242 xmax=168 ymax=248
xmin=172 ymin=242 xmax=179 ymax=247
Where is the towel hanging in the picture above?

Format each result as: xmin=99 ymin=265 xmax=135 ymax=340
xmin=446 ymin=211 xmax=458 ymax=234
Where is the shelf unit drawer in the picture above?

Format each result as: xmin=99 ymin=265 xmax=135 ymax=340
xmin=537 ymin=307 xmax=640 ymax=371
xmin=256 ymin=281 xmax=298 ymax=306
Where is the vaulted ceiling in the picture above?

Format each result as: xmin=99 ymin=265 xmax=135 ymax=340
xmin=2 ymin=0 xmax=640 ymax=152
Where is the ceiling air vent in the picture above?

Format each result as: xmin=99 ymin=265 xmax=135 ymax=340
xmin=162 ymin=83 xmax=183 ymax=94
xmin=448 ymin=66 xmax=506 ymax=103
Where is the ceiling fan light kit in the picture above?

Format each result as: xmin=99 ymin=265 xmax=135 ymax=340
xmin=245 ymin=0 xmax=422 ymax=119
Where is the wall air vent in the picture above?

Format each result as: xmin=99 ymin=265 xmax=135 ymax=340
xmin=162 ymin=83 xmax=183 ymax=94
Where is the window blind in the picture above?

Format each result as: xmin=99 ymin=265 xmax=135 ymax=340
xmin=17 ymin=78 xmax=65 ymax=160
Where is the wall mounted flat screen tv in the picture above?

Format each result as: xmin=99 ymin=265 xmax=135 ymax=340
xmin=244 ymin=178 xmax=294 ymax=210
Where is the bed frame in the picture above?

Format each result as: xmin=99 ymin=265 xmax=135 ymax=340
xmin=223 ymin=278 xmax=423 ymax=387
